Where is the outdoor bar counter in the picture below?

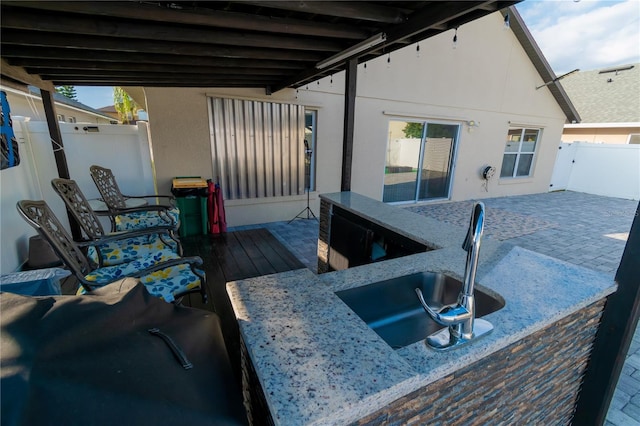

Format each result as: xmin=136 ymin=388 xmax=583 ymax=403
xmin=227 ymin=192 xmax=616 ymax=425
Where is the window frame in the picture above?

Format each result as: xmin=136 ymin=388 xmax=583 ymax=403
xmin=304 ymin=109 xmax=318 ymax=192
xmin=500 ymin=127 xmax=541 ymax=179
xmin=382 ymin=118 xmax=460 ymax=204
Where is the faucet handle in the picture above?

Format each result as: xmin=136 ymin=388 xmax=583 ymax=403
xmin=415 ymin=288 xmax=471 ymax=326
xmin=462 ymin=202 xmax=485 ymax=252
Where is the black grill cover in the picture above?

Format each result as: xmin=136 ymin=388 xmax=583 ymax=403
xmin=1 ymin=280 xmax=247 ymax=426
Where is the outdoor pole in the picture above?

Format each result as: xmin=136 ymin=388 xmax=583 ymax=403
xmin=340 ymin=58 xmax=357 ymax=192
xmin=573 ymin=200 xmax=640 ymax=425
xmin=41 ymin=89 xmax=82 ymax=241
xmin=288 ymin=140 xmax=317 ymax=223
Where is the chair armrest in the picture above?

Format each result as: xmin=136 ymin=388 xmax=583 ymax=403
xmin=77 ymin=226 xmax=176 ymax=246
xmin=124 ymin=194 xmax=175 ymax=200
xmin=114 ymin=205 xmax=173 ymax=214
xmin=124 ymin=195 xmax=177 ymax=206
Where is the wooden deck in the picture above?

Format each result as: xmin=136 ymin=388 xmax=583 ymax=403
xmin=181 ymin=228 xmax=306 ymax=379
xmin=180 ymin=228 xmax=305 ymax=310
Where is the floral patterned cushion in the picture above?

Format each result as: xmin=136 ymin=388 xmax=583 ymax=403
xmin=87 ymin=233 xmax=179 ymax=266
xmin=79 ymin=248 xmax=203 ymax=302
xmin=139 ymin=265 xmax=203 ymax=302
xmin=115 ymin=207 xmax=180 ymax=232
xmin=83 ymin=249 xmax=179 ymax=284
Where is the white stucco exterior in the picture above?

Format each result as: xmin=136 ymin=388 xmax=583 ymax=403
xmin=142 ymin=12 xmax=568 ymax=226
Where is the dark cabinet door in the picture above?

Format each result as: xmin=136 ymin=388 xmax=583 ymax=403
xmin=328 ymin=213 xmax=374 ymax=271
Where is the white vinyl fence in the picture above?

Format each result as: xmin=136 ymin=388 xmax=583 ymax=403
xmin=550 ymin=142 xmax=640 ymax=200
xmin=1 ymin=120 xmax=154 ymax=273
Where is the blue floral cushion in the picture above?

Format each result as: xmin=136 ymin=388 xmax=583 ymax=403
xmin=115 ymin=207 xmax=180 ymax=232
xmin=79 ymin=248 xmax=202 ymax=302
xmin=87 ymin=233 xmax=179 ymax=266
xmin=139 ymin=265 xmax=203 ymax=302
xmin=83 ymin=249 xmax=179 ymax=284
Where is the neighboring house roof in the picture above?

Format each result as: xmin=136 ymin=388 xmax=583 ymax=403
xmin=505 ymin=7 xmax=581 ymax=124
xmin=97 ymin=105 xmax=117 ymax=114
xmin=27 ymin=85 xmax=115 ymax=122
xmin=97 ymin=105 xmax=120 ymax=120
xmin=558 ymin=64 xmax=640 ymax=124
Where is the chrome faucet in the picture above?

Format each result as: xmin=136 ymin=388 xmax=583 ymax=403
xmin=415 ymin=201 xmax=493 ymax=350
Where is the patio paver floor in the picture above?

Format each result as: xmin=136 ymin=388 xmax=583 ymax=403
xmin=231 ymin=190 xmax=638 ymax=425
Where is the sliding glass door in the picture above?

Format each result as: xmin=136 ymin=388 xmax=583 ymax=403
xmin=383 ymin=120 xmax=459 ymax=203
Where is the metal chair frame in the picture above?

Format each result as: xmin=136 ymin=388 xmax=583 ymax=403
xmin=17 ymin=199 xmax=207 ymax=303
xmin=89 ymin=164 xmax=177 ymax=232
xmin=51 ymin=178 xmax=183 ymax=266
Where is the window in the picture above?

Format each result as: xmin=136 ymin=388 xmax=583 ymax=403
xmin=304 ymin=110 xmax=317 ymax=191
xmin=56 ymin=114 xmax=65 ymax=122
xmin=209 ymin=97 xmax=307 ymax=200
xmin=500 ymin=127 xmax=540 ymax=178
xmin=383 ymin=120 xmax=459 ymax=203
xmin=67 ymin=116 xmax=76 ymax=123
xmin=628 ymin=134 xmax=640 ymax=145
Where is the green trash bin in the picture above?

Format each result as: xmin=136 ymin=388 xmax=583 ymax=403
xmin=172 ymin=177 xmax=209 ymax=238
xmin=175 ymin=195 xmax=208 ymax=237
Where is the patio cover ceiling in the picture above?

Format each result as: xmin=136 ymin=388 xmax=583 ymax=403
xmin=1 ymin=1 xmax=519 ymax=93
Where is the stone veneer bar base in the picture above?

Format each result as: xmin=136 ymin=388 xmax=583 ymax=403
xmin=351 ymin=298 xmax=606 ymax=425
xmin=241 ymin=337 xmax=275 ymax=426
xmin=317 ymin=199 xmax=331 ymax=274
xmin=240 ymin=298 xmax=605 ymax=425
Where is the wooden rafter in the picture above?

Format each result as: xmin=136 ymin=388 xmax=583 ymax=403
xmin=0 ymin=1 xmax=520 ymax=89
xmin=2 ymin=1 xmax=370 ymax=39
xmin=234 ymin=1 xmax=410 ymax=23
xmin=2 ymin=8 xmax=347 ymax=52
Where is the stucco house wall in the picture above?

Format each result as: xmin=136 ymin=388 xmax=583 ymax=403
xmin=143 ymin=12 xmax=568 ymax=226
xmin=144 ymin=85 xmax=344 ymax=225
xmin=562 ymin=125 xmax=640 ymax=144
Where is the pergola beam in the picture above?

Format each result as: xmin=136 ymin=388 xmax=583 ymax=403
xmin=0 ymin=58 xmax=54 ymax=92
xmin=1 ymin=47 xmax=307 ymax=69
xmin=234 ymin=1 xmax=409 ymax=24
xmin=1 ymin=8 xmax=345 ymax=52
xmin=574 ymin=200 xmax=640 ymax=424
xmin=340 ymin=59 xmax=358 ymax=192
xmin=2 ymin=1 xmax=369 ymax=40
xmin=1 ymin=31 xmax=325 ymax=62
xmin=40 ymin=89 xmax=82 ymax=241
xmin=23 ymin=64 xmax=296 ymax=76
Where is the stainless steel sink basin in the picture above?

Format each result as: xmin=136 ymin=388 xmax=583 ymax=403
xmin=335 ymin=272 xmax=505 ymax=349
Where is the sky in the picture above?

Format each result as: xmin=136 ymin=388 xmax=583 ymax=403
xmin=72 ymin=0 xmax=640 ymax=108
xmin=75 ymin=86 xmax=115 ymax=110
xmin=515 ymin=0 xmax=640 ymax=74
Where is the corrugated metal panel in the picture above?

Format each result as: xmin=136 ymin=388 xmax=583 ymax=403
xmin=209 ymin=97 xmax=305 ymax=200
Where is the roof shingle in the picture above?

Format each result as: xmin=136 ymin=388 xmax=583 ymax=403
xmin=560 ymin=63 xmax=640 ymax=123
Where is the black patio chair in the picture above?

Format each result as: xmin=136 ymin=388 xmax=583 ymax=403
xmin=89 ymin=164 xmax=179 ymax=233
xmin=17 ymin=200 xmax=207 ymax=304
xmin=51 ymin=178 xmax=183 ymax=267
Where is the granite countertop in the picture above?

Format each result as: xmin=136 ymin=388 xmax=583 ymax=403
xmin=227 ymin=192 xmax=617 ymax=426
xmin=319 ymin=192 xmax=467 ymax=250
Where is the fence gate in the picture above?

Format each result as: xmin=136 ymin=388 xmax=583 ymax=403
xmin=549 ymin=143 xmax=576 ymax=191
